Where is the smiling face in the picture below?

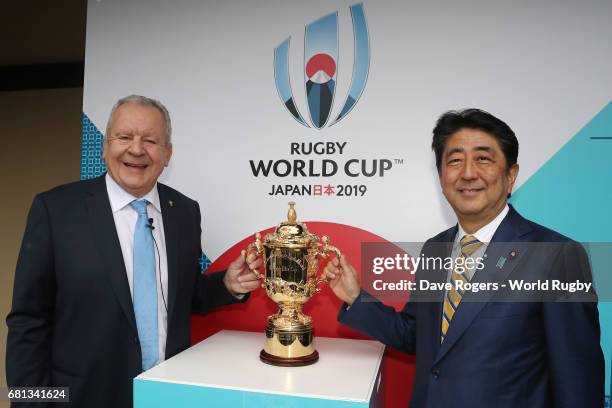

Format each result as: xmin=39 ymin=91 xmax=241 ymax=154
xmin=439 ymin=128 xmax=519 ymax=232
xmin=102 ymin=103 xmax=172 ymax=198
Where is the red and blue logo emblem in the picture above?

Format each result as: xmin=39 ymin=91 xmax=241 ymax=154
xmin=274 ymin=3 xmax=370 ymax=129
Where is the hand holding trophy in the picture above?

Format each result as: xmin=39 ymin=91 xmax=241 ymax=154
xmin=247 ymin=202 xmax=341 ymax=366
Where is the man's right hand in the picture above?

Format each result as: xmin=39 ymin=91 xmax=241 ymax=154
xmin=323 ymin=255 xmax=360 ymax=306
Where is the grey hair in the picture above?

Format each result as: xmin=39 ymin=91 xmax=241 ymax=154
xmin=105 ymin=94 xmax=172 ymax=146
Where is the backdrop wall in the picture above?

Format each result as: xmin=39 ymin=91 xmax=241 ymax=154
xmin=81 ymin=1 xmax=612 ymax=406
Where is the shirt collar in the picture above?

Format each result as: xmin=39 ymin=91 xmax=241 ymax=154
xmin=456 ymin=204 xmax=509 ymax=245
xmin=105 ymin=173 xmax=162 ymax=214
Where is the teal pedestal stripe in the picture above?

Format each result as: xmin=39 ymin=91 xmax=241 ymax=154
xmin=134 ymin=379 xmax=371 ymax=408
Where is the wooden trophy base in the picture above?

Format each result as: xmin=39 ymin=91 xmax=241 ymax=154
xmin=260 ymin=349 xmax=319 ymax=367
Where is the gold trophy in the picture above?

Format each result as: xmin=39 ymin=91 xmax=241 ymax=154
xmin=248 ymin=202 xmax=341 ymax=366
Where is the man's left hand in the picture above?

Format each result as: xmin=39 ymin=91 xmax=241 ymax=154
xmin=223 ymin=250 xmax=262 ymax=296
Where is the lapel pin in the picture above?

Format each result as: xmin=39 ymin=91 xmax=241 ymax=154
xmin=169 ymin=200 xmax=174 ymax=207
xmin=496 ymin=256 xmax=507 ymax=269
xmin=509 ymin=250 xmax=518 ymax=259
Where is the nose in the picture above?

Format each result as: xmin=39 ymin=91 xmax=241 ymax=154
xmin=127 ymin=137 xmax=145 ymax=155
xmin=460 ymin=159 xmax=478 ymax=180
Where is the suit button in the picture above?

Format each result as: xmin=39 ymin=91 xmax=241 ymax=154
xmin=431 ymin=369 xmax=440 ymax=379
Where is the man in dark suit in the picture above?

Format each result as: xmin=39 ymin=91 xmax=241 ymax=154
xmin=325 ymin=109 xmax=604 ymax=407
xmin=6 ymin=95 xmax=261 ymax=407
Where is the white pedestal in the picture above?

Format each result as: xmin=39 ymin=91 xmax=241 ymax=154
xmin=134 ymin=330 xmax=384 ymax=407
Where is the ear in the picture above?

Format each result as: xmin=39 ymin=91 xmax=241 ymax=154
xmin=506 ymin=163 xmax=519 ymax=194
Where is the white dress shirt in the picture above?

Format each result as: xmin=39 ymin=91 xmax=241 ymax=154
xmin=450 ymin=204 xmax=509 ymax=280
xmin=105 ymin=173 xmax=168 ymax=365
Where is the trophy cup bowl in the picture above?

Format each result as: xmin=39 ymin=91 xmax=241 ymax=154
xmin=248 ymin=202 xmax=341 ymax=366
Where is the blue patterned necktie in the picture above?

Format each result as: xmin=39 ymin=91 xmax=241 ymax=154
xmin=130 ymin=200 xmax=159 ymax=370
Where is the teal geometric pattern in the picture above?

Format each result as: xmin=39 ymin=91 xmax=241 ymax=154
xmin=199 ymin=253 xmax=212 ymax=273
xmin=81 ymin=113 xmax=107 ymax=179
xmin=510 ymin=101 xmax=612 ymax=406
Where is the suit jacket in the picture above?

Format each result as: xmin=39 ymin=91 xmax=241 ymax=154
xmin=6 ymin=175 xmax=243 ymax=407
xmin=339 ymin=205 xmax=604 ymax=408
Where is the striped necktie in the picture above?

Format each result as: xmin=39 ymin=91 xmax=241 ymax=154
xmin=441 ymin=235 xmax=483 ymax=343
xmin=131 ymin=199 xmax=159 ymax=370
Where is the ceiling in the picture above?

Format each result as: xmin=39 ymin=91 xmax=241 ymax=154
xmin=1 ymin=0 xmax=87 ymax=66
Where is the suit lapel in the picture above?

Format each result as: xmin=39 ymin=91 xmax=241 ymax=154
xmin=432 ymin=206 xmax=533 ymax=365
xmin=84 ymin=175 xmax=137 ymax=334
xmin=158 ymin=184 xmax=180 ymax=324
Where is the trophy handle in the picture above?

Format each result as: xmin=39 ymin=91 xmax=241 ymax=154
xmin=315 ymin=235 xmax=342 ymax=288
xmin=247 ymin=232 xmax=265 ymax=281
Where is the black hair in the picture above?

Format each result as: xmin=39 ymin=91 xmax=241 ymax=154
xmin=432 ymin=108 xmax=518 ymax=172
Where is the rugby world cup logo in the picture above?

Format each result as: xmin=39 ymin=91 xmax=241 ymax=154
xmin=274 ymin=3 xmax=370 ymax=129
